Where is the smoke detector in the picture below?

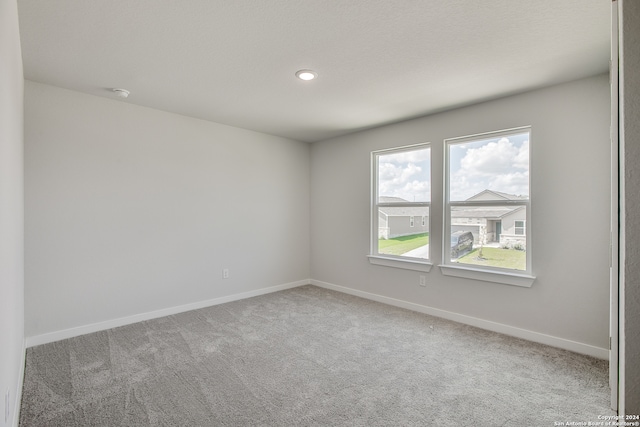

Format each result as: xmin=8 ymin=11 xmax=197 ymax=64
xmin=112 ymin=88 xmax=130 ymax=98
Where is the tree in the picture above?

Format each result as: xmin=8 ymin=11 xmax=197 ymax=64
xmin=477 ymin=225 xmax=487 ymax=260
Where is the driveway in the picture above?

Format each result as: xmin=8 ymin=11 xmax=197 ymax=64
xmin=402 ymin=244 xmax=429 ymax=258
xmin=403 ymin=242 xmax=501 ymax=259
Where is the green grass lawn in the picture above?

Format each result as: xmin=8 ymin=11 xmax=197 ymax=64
xmin=457 ymin=247 xmax=526 ymax=271
xmin=378 ymin=233 xmax=429 ymax=256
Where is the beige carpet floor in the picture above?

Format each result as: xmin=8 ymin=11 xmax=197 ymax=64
xmin=19 ymin=285 xmax=614 ymax=426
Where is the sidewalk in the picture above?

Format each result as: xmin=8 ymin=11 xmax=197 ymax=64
xmin=402 ymin=244 xmax=429 ymax=258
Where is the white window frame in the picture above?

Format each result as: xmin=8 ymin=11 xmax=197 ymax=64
xmin=368 ymin=143 xmax=432 ymax=272
xmin=410 ymin=216 xmax=415 ymax=227
xmin=514 ymin=220 xmax=525 ymax=236
xmin=440 ymin=127 xmax=535 ymax=287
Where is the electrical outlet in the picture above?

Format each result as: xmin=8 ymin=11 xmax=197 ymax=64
xmin=419 ymin=275 xmax=426 ymax=287
xmin=222 ymin=268 xmax=229 ymax=279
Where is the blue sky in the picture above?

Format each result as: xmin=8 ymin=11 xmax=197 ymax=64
xmin=449 ymin=132 xmax=529 ymax=201
xmin=378 ymin=147 xmax=430 ymax=202
xmin=377 ymin=131 xmax=529 ymax=203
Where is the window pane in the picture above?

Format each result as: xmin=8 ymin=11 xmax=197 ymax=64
xmin=378 ymin=148 xmax=430 ymax=203
xmin=450 ymin=205 xmax=527 ymax=271
xmin=448 ymin=132 xmax=529 ymax=202
xmin=378 ymin=206 xmax=429 ymax=259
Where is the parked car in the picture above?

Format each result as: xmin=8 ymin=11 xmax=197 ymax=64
xmin=451 ymin=231 xmax=473 ymax=258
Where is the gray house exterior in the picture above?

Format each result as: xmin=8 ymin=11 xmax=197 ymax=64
xmin=378 ymin=190 xmax=526 ymax=246
xmin=379 ymin=205 xmax=429 ymax=239
xmin=452 ymin=190 xmax=527 ymax=246
xmin=378 ymin=196 xmax=428 ymax=239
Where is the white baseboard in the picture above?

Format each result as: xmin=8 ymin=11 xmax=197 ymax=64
xmin=311 ymin=279 xmax=609 ymax=360
xmin=11 ymin=339 xmax=26 ymax=427
xmin=25 ymin=279 xmax=310 ymax=348
xmin=25 ymin=278 xmax=608 ymax=360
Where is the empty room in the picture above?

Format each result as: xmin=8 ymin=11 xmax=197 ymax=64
xmin=2 ymin=0 xmax=639 ymax=426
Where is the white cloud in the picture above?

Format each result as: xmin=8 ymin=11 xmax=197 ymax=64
xmin=451 ymin=137 xmax=529 ymax=200
xmin=379 ymin=161 xmax=422 ymax=184
xmin=378 ymin=149 xmax=430 ymax=201
xmin=514 ymin=140 xmax=529 ymax=170
xmin=489 ymin=171 xmax=529 ymax=194
xmin=401 ymin=180 xmax=431 ymax=201
xmin=461 ymin=138 xmax=519 ymax=175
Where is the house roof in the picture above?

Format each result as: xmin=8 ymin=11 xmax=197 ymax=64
xmin=452 ymin=206 xmax=525 ymax=220
xmin=17 ymin=1 xmax=610 ymax=142
xmin=466 ymin=189 xmax=528 ymax=201
xmin=378 ymin=196 xmax=428 ymax=217
xmin=379 ymin=191 xmax=526 ymax=218
xmin=379 ymin=196 xmax=410 ymax=204
xmin=379 ymin=206 xmax=430 ymax=217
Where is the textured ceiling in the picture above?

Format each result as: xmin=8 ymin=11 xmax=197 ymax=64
xmin=18 ymin=0 xmax=610 ymax=142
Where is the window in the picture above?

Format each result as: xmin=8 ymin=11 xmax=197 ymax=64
xmin=441 ymin=127 xmax=534 ymax=286
xmin=369 ymin=144 xmax=431 ymax=272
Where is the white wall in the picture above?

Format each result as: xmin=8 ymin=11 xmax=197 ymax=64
xmin=0 ymin=0 xmax=24 ymax=425
xmin=621 ymin=0 xmax=640 ymax=414
xmin=24 ymin=82 xmax=310 ymax=339
xmin=311 ymin=75 xmax=611 ymax=354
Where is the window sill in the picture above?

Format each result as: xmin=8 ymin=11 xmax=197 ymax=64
xmin=368 ymin=255 xmax=432 ymax=272
xmin=438 ymin=264 xmax=535 ymax=287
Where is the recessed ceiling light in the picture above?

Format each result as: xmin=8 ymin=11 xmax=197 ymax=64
xmin=112 ymin=88 xmax=130 ymax=98
xmin=295 ymin=70 xmax=317 ymax=81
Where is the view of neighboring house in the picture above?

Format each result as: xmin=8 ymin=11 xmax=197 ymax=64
xmin=379 ymin=190 xmax=526 ymax=246
xmin=378 ymin=197 xmax=429 ymax=239
xmin=452 ymin=190 xmax=527 ymax=246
